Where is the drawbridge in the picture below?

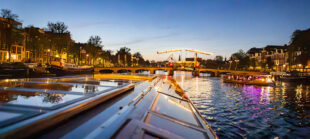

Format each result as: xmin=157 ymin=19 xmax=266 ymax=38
xmin=157 ymin=49 xmax=212 ymax=71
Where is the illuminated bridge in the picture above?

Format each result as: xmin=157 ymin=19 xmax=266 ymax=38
xmin=94 ymin=67 xmax=264 ymax=77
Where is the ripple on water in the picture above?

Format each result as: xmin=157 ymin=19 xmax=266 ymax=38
xmin=175 ymin=76 xmax=310 ymax=138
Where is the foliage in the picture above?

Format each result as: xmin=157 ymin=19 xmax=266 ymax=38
xmin=288 ymin=28 xmax=310 ymax=67
xmin=115 ymin=47 xmax=131 ymax=66
xmin=86 ymin=35 xmax=103 ymax=65
xmin=1 ymin=9 xmax=19 ymax=21
xmin=24 ymin=25 xmax=49 ymax=62
xmin=46 ymin=22 xmax=69 ymax=34
xmin=215 ymin=55 xmax=223 ymax=62
xmin=230 ymin=49 xmax=250 ymax=70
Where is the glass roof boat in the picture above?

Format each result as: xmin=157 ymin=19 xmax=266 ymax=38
xmin=222 ymin=73 xmax=274 ymax=86
xmin=0 ymin=74 xmax=217 ymax=139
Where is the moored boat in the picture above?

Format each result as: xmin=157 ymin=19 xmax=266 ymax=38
xmin=277 ymin=71 xmax=309 ymax=82
xmin=47 ymin=61 xmax=93 ymax=76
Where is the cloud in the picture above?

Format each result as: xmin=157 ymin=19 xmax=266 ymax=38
xmin=106 ymin=33 xmax=179 ymax=47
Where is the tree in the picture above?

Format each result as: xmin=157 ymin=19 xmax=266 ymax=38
xmin=215 ymin=55 xmax=223 ymax=62
xmin=88 ymin=36 xmax=102 ymax=47
xmin=116 ymin=47 xmax=131 ymax=66
xmin=133 ymin=52 xmax=145 ymax=66
xmin=288 ymin=28 xmax=310 ymax=69
xmin=86 ymin=36 xmax=103 ymax=65
xmin=230 ymin=49 xmax=250 ymax=70
xmin=45 ymin=21 xmax=71 ymax=60
xmin=47 ymin=22 xmax=69 ymax=34
xmin=1 ymin=9 xmax=19 ymax=21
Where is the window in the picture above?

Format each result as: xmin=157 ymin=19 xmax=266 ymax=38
xmin=12 ymin=46 xmax=16 ymax=53
xmin=17 ymin=47 xmax=21 ymax=54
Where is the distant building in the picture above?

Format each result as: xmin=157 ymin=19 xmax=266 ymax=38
xmin=246 ymin=47 xmax=263 ymax=70
xmin=247 ymin=45 xmax=288 ymax=71
xmin=262 ymin=45 xmax=288 ymax=71
xmin=24 ymin=26 xmax=46 ymax=63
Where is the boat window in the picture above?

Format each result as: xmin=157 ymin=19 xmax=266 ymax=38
xmin=30 ymin=79 xmax=102 ymax=86
xmin=143 ymin=132 xmax=162 ymax=139
xmin=152 ymin=94 xmax=199 ymax=126
xmin=146 ymin=114 xmax=206 ymax=139
xmin=0 ymin=111 xmax=21 ymax=122
xmin=0 ymin=109 xmax=40 ymax=128
xmin=157 ymin=84 xmax=185 ymax=99
xmin=0 ymin=90 xmax=84 ymax=109
xmin=0 ymin=81 xmax=110 ymax=94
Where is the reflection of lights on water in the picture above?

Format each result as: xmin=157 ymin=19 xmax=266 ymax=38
xmin=295 ymin=85 xmax=303 ymax=102
xmin=266 ymin=78 xmax=272 ymax=83
xmin=195 ymin=77 xmax=199 ymax=95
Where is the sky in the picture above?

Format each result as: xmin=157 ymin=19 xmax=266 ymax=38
xmin=1 ymin=0 xmax=310 ymax=61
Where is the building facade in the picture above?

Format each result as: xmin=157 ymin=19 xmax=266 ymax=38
xmin=0 ymin=17 xmax=26 ymax=63
xmin=247 ymin=45 xmax=288 ymax=71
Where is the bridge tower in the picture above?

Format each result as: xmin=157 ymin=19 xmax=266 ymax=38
xmin=157 ymin=49 xmax=182 ymax=76
xmin=185 ymin=49 xmax=212 ymax=76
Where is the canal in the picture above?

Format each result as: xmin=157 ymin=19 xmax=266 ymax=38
xmin=172 ymin=71 xmax=310 ymax=138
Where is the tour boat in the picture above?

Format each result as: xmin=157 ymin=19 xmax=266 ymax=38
xmin=47 ymin=61 xmax=94 ymax=75
xmin=0 ymin=74 xmax=217 ymax=138
xmin=223 ymin=73 xmax=274 ymax=86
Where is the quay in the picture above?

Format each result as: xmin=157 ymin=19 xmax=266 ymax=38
xmin=0 ymin=74 xmax=217 ymax=138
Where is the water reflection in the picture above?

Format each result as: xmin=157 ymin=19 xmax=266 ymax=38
xmin=0 ymin=81 xmax=108 ymax=94
xmin=174 ymin=71 xmax=310 ymax=138
xmin=0 ymin=90 xmax=82 ymax=108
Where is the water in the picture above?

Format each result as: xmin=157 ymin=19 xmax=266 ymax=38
xmin=173 ymin=71 xmax=310 ymax=138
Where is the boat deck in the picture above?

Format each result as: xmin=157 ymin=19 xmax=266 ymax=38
xmin=0 ymin=74 xmax=217 ymax=139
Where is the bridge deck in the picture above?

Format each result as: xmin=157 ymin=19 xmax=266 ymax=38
xmin=95 ymin=67 xmax=265 ymax=76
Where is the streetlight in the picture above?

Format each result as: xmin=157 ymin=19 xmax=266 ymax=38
xmin=228 ymin=60 xmax=233 ymax=70
xmin=235 ymin=59 xmax=239 ymax=70
xmin=86 ymin=54 xmax=89 ymax=65
xmin=47 ymin=49 xmax=51 ymax=64
xmin=276 ymin=61 xmax=279 ymax=72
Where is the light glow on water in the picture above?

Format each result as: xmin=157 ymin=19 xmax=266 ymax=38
xmin=173 ymin=71 xmax=310 ymax=138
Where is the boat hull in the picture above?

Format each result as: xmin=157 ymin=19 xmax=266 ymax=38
xmin=47 ymin=65 xmax=94 ymax=76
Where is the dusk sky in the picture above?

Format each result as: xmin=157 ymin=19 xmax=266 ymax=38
xmin=1 ymin=0 xmax=310 ymax=61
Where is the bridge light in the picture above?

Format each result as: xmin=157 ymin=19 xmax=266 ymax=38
xmin=169 ymin=62 xmax=173 ymax=67
xmin=196 ymin=63 xmax=200 ymax=68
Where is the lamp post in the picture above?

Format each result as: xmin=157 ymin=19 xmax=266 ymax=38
xmin=47 ymin=49 xmax=50 ymax=64
xmin=275 ymin=60 xmax=279 ymax=72
xmin=86 ymin=54 xmax=89 ymax=65
xmin=298 ymin=64 xmax=303 ymax=72
xmin=228 ymin=60 xmax=232 ymax=70
xmin=235 ymin=59 xmax=239 ymax=70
